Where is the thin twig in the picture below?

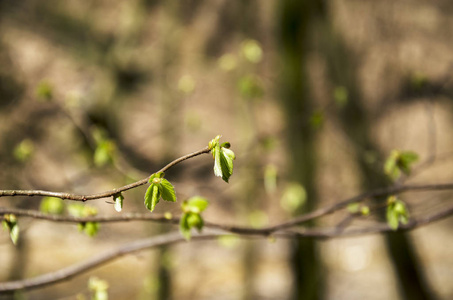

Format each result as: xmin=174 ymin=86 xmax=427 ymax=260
xmin=0 ymin=147 xmax=211 ymax=201
xmin=1 ymin=183 xmax=453 ymax=236
xmin=264 ymin=182 xmax=453 ymax=232
xmin=0 ymin=232 xmax=217 ymax=293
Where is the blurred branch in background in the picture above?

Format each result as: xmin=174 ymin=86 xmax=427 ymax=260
xmin=1 ymin=201 xmax=453 ymax=294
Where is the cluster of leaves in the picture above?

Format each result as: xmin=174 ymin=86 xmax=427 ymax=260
xmin=141 ymin=136 xmax=234 ymax=240
xmin=209 ymin=135 xmax=236 ymax=183
xmin=179 ymin=197 xmax=209 ymax=240
xmin=67 ymin=203 xmax=100 ymax=237
xmin=347 ymin=202 xmax=370 ymax=216
xmin=144 ymin=172 xmax=176 ymax=212
xmin=384 ymin=150 xmax=419 ymax=180
xmin=92 ymin=127 xmax=116 ymax=168
xmin=2 ymin=214 xmax=19 ymax=245
xmin=41 ymin=196 xmax=101 ymax=237
xmin=386 ymin=196 xmax=409 ymax=230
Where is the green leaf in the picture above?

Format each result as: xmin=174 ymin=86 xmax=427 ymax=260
xmin=187 ymin=213 xmax=204 ymax=231
xmin=208 ymin=135 xmax=221 ymax=150
xmin=210 ymin=135 xmax=235 ymax=182
xmin=144 ymin=184 xmax=161 ymax=212
xmin=160 ymin=179 xmax=176 ymax=202
xmin=179 ymin=197 xmax=208 ymax=241
xmin=386 ymin=206 xmax=399 ymax=230
xmin=9 ymin=222 xmax=19 ymax=245
xmin=219 ymin=147 xmax=235 ymax=182
xmin=384 ymin=150 xmax=400 ymax=180
xmin=398 ymin=151 xmax=419 ymax=175
xmin=179 ymin=213 xmax=192 ymax=241
xmin=40 ymin=197 xmax=64 ymax=215
xmin=384 ymin=150 xmax=419 ymax=180
xmin=84 ymin=222 xmax=99 ymax=237
xmin=67 ymin=204 xmax=99 ymax=237
xmin=182 ymin=196 xmax=209 ymax=214
xmin=94 ymin=140 xmax=116 ymax=167
xmin=386 ymin=197 xmax=409 ymax=230
xmin=213 ymin=144 xmax=223 ymax=178
xmin=3 ymin=215 xmax=19 ymax=245
xmin=114 ymin=193 xmax=124 ymax=212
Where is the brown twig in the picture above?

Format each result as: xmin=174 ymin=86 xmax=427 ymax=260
xmin=0 ymin=147 xmax=211 ymax=201
xmin=2 ymin=182 xmax=453 ymax=236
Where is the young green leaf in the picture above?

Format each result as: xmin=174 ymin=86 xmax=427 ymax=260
xmin=160 ymin=179 xmax=176 ymax=202
xmin=40 ymin=197 xmax=64 ymax=215
xmin=186 ymin=196 xmax=209 ymax=213
xmin=384 ymin=150 xmax=400 ymax=180
xmin=83 ymin=222 xmax=100 ymax=237
xmin=94 ymin=140 xmax=116 ymax=167
xmin=179 ymin=213 xmax=192 ymax=241
xmin=384 ymin=150 xmax=419 ymax=180
xmin=114 ymin=193 xmax=124 ymax=212
xmin=179 ymin=197 xmax=209 ymax=240
xmin=144 ymin=184 xmax=161 ymax=212
xmin=2 ymin=214 xmax=19 ymax=245
xmin=220 ymin=148 xmax=235 ymax=182
xmin=187 ymin=213 xmax=204 ymax=231
xmin=386 ymin=196 xmax=409 ymax=230
xmin=397 ymin=151 xmax=419 ymax=175
xmin=213 ymin=143 xmax=223 ymax=178
xmin=67 ymin=204 xmax=100 ymax=237
xmin=386 ymin=207 xmax=399 ymax=230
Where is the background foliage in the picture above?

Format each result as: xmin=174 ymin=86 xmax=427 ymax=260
xmin=1 ymin=0 xmax=453 ymax=299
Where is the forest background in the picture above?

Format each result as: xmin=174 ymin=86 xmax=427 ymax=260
xmin=1 ymin=0 xmax=453 ymax=300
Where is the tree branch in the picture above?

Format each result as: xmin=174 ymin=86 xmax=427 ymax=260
xmin=265 ymin=182 xmax=453 ymax=232
xmin=1 ymin=203 xmax=453 ymax=293
xmin=0 ymin=232 xmax=217 ymax=293
xmin=0 ymin=147 xmax=211 ymax=201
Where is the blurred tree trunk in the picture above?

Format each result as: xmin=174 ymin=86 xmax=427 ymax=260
xmin=320 ymin=23 xmax=437 ymax=300
xmin=277 ymin=1 xmax=325 ymax=299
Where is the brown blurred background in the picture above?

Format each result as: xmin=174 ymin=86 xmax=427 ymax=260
xmin=1 ymin=0 xmax=453 ymax=299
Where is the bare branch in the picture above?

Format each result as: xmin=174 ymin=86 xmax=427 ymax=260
xmin=1 ymin=190 xmax=452 ymax=237
xmin=0 ymin=147 xmax=211 ymax=201
xmin=1 ymin=204 xmax=453 ymax=293
xmin=0 ymin=232 xmax=217 ymax=293
xmin=265 ymin=182 xmax=453 ymax=231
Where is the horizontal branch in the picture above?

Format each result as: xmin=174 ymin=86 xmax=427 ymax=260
xmin=0 ymin=147 xmax=210 ymax=201
xmin=2 ymin=203 xmax=453 ymax=293
xmin=265 ymin=182 xmax=453 ymax=232
xmin=1 ymin=197 xmax=452 ymax=237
